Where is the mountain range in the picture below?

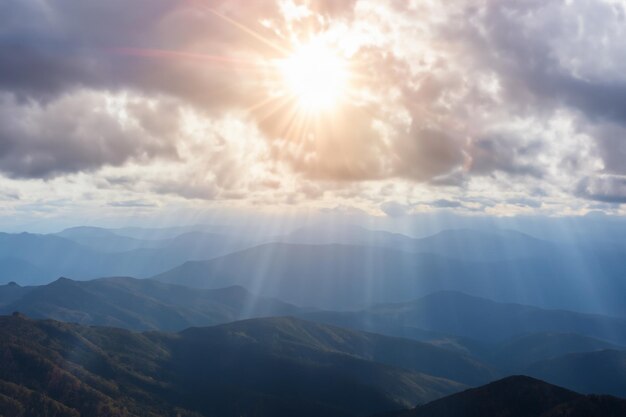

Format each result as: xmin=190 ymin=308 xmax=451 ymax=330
xmin=2 ymin=314 xmax=625 ymax=417
xmin=380 ymin=375 xmax=626 ymax=417
xmin=0 ymin=276 xmax=299 ymax=331
xmin=2 ymin=225 xmax=626 ymax=317
xmin=153 ymin=241 xmax=626 ymax=316
xmin=526 ymin=349 xmax=626 ymax=398
xmin=0 ymin=314 xmax=466 ymax=417
xmin=0 ymin=229 xmax=260 ymax=284
xmin=2 ymin=278 xmax=626 ymax=398
xmin=304 ymin=291 xmax=626 ymax=346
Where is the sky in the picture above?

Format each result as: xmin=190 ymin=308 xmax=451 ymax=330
xmin=2 ymin=0 xmax=626 ymax=227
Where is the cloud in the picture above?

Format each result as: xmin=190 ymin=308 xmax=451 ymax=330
xmin=380 ymin=201 xmax=409 ymax=217
xmin=467 ymin=134 xmax=544 ymax=178
xmin=108 ymin=199 xmax=156 ymax=208
xmin=0 ymin=91 xmax=179 ymax=178
xmin=1 ymin=0 xmax=626 ymax=214
xmin=395 ymin=128 xmax=466 ymax=181
xmin=577 ymin=175 xmax=626 ymax=204
xmin=506 ymin=198 xmax=542 ymax=209
xmin=430 ymin=199 xmax=462 ymax=209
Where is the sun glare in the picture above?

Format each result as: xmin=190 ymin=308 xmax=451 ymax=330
xmin=278 ymin=40 xmax=350 ymax=112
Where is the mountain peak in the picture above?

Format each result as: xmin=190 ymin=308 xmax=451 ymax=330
xmin=384 ymin=375 xmax=582 ymax=417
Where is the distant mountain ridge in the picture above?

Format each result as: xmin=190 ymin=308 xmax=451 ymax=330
xmin=0 ymin=276 xmax=299 ymax=331
xmin=2 ymin=225 xmax=626 ymax=317
xmin=304 ymin=291 xmax=626 ymax=346
xmin=284 ymin=225 xmax=557 ymax=262
xmin=488 ymin=332 xmax=620 ymax=371
xmin=526 ymin=349 xmax=626 ymax=398
xmin=154 ymin=240 xmax=626 ymax=316
xmin=0 ymin=229 xmax=261 ymax=284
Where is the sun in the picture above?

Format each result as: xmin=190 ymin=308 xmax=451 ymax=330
xmin=277 ymin=40 xmax=350 ymax=112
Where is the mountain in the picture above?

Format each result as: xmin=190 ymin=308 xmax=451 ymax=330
xmin=0 ymin=279 xmax=496 ymax=385
xmin=0 ymin=281 xmax=32 ymax=307
xmin=284 ymin=226 xmax=556 ymax=262
xmin=113 ymin=224 xmax=225 ymax=240
xmin=56 ymin=226 xmax=164 ymax=252
xmin=0 ymin=230 xmax=261 ymax=285
xmin=0 ymin=276 xmax=299 ymax=331
xmin=0 ymin=232 xmax=97 ymax=284
xmin=409 ymin=229 xmax=555 ymax=262
xmin=194 ymin=317 xmax=497 ymax=386
xmin=487 ymin=332 xmax=620 ymax=371
xmin=4 ymin=226 xmax=626 ymax=316
xmin=303 ymin=291 xmax=626 ymax=345
xmin=0 ymin=232 xmax=182 ymax=283
xmin=284 ymin=224 xmax=417 ymax=250
xmin=527 ymin=350 xmax=626 ymax=398
xmin=154 ymin=243 xmax=464 ymax=309
xmin=0 ymin=314 xmax=466 ymax=417
xmin=153 ymin=242 xmax=626 ymax=315
xmin=0 ymin=257 xmax=48 ymax=284
xmin=58 ymin=226 xmax=261 ymax=259
xmin=380 ymin=375 xmax=626 ymax=417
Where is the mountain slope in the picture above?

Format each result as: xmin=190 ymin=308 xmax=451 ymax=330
xmin=409 ymin=229 xmax=556 ymax=262
xmin=380 ymin=375 xmax=626 ymax=417
xmin=0 ymin=279 xmax=497 ymax=385
xmin=154 ymin=243 xmax=469 ymax=309
xmin=527 ymin=349 xmax=626 ymax=398
xmin=56 ymin=226 xmax=163 ymax=252
xmin=0 ymin=276 xmax=300 ymax=331
xmin=487 ymin=332 xmax=620 ymax=371
xmin=0 ymin=281 xmax=32 ymax=307
xmin=284 ymin=226 xmax=556 ymax=262
xmin=153 ymin=242 xmax=626 ymax=315
xmin=192 ymin=317 xmax=497 ymax=386
xmin=303 ymin=291 xmax=626 ymax=346
xmin=0 ymin=231 xmax=260 ymax=285
xmin=0 ymin=314 xmax=466 ymax=417
xmin=0 ymin=257 xmax=48 ymax=284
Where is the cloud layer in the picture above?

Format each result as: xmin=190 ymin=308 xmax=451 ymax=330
xmin=1 ymin=0 xmax=626 ymax=216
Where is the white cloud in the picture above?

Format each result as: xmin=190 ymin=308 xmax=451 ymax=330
xmin=1 ymin=0 xmax=626 ymax=216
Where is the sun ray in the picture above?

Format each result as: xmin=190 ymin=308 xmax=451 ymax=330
xmin=112 ymin=47 xmax=267 ymax=68
xmin=114 ymin=4 xmax=362 ymax=152
xmin=189 ymin=0 xmax=291 ymax=55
